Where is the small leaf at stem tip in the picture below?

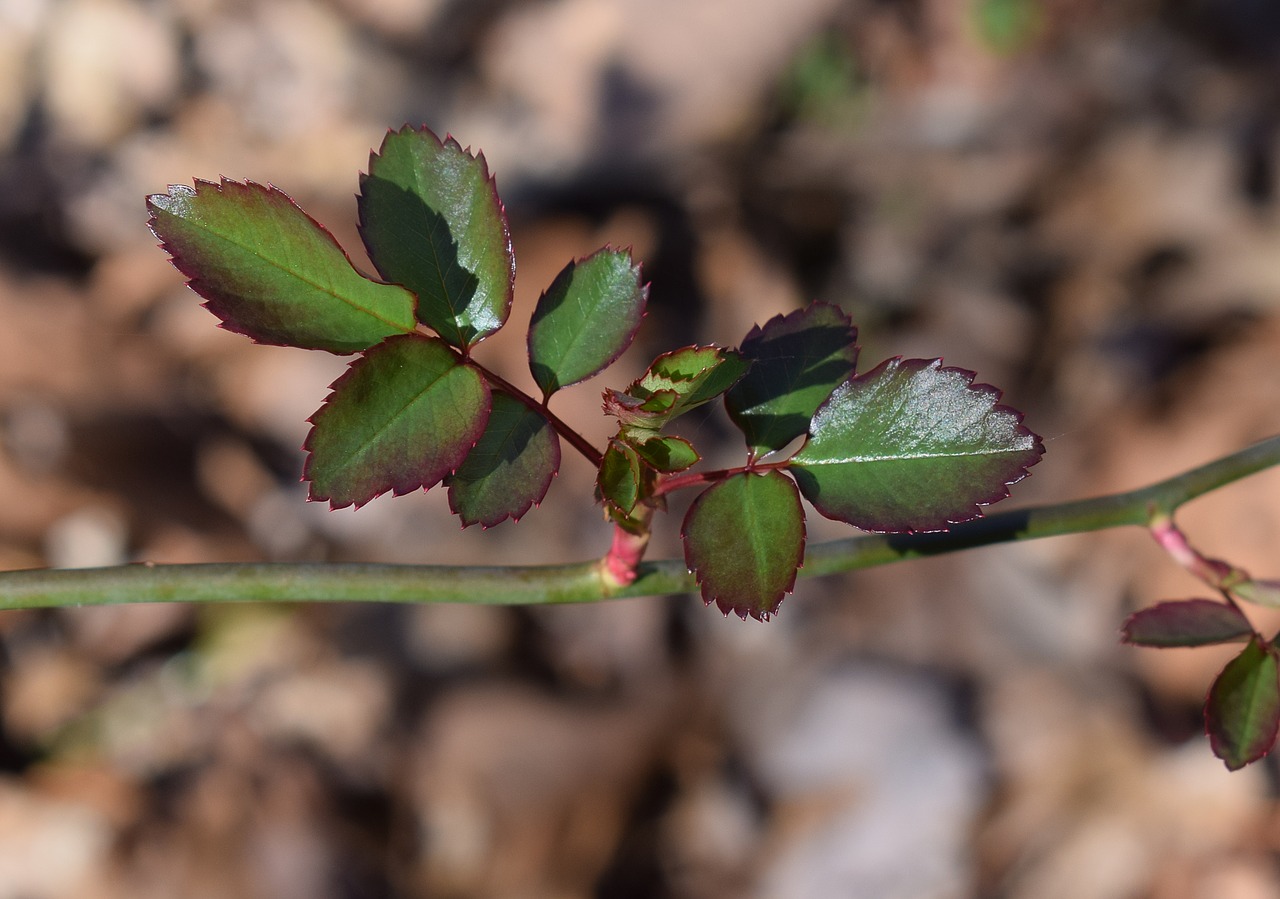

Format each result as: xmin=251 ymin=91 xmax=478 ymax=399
xmin=632 ymin=435 xmax=699 ymax=473
xmin=147 ymin=179 xmax=418 ymax=353
xmin=1206 ymin=637 xmax=1280 ymax=770
xmin=1122 ymin=599 xmax=1254 ymax=648
xmin=1233 ymin=579 xmax=1280 ymax=608
xmin=726 ymin=302 xmax=859 ymax=457
xmin=605 ymin=346 xmax=749 ymax=432
xmin=304 ymin=335 xmax=490 ymax=509
xmin=787 ymin=357 xmax=1043 ymax=532
xmin=682 ymin=470 xmax=805 ymax=621
xmin=358 ymin=125 xmax=514 ymax=349
xmin=528 ymin=247 xmax=648 ymax=397
xmin=446 ymin=390 xmax=560 ymax=527
xmin=597 ymin=440 xmax=643 ymax=516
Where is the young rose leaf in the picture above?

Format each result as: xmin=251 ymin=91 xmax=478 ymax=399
xmin=358 ymin=126 xmax=514 ymax=349
xmin=788 ymin=358 xmax=1043 ymax=532
xmin=726 ymin=302 xmax=858 ymax=458
xmin=1122 ymin=599 xmax=1254 ymax=648
xmin=606 ymin=346 xmax=749 ymax=432
xmin=528 ymin=248 xmax=647 ymax=397
xmin=446 ymin=391 xmax=560 ymax=527
xmin=682 ymin=470 xmax=805 ymax=621
xmin=1206 ymin=637 xmax=1280 ymax=770
xmin=1233 ymin=579 xmax=1280 ymax=608
xmin=632 ymin=435 xmax=699 ymax=473
xmin=597 ymin=440 xmax=643 ymax=515
xmin=147 ymin=180 xmax=417 ymax=353
xmin=305 ymin=335 xmax=490 ymax=508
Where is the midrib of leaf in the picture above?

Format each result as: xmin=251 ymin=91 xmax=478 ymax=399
xmin=798 ymin=446 xmax=1031 ymax=465
xmin=333 ymin=364 xmax=469 ymax=471
xmin=190 ymin=218 xmax=413 ymax=333
xmin=1235 ymin=649 xmax=1278 ymax=737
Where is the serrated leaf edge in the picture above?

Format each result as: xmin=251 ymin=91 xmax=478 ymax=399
xmin=146 ymin=178 xmax=417 ymax=350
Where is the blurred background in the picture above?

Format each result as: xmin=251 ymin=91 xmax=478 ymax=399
xmin=2 ymin=0 xmax=1280 ymax=895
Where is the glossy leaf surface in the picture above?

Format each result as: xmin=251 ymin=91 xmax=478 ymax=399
xmin=682 ymin=471 xmax=805 ymax=621
xmin=147 ymin=179 xmax=417 ymax=353
xmin=632 ymin=435 xmax=699 ymax=473
xmin=1207 ymin=637 xmax=1280 ymax=770
xmin=1122 ymin=599 xmax=1254 ymax=647
xmin=447 ymin=391 xmax=560 ymax=527
xmin=305 ymin=335 xmax=489 ymax=508
xmin=788 ymin=358 xmax=1042 ymax=532
xmin=726 ymin=303 xmax=858 ymax=457
xmin=359 ymin=126 xmax=514 ymax=349
xmin=597 ymin=440 xmax=642 ymax=515
xmin=528 ymin=248 xmax=647 ymax=396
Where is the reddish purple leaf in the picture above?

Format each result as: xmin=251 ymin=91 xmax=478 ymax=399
xmin=1122 ymin=599 xmax=1254 ymax=648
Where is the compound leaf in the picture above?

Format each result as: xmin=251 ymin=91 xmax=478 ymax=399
xmin=1122 ymin=599 xmax=1254 ymax=648
xmin=726 ymin=302 xmax=858 ymax=457
xmin=682 ymin=470 xmax=805 ymax=621
xmin=359 ymin=125 xmax=514 ymax=349
xmin=528 ymin=248 xmax=647 ymax=397
xmin=1207 ymin=637 xmax=1280 ymax=770
xmin=147 ymin=179 xmax=417 ymax=353
xmin=788 ymin=358 xmax=1043 ymax=532
xmin=447 ymin=391 xmax=560 ymax=527
xmin=305 ymin=335 xmax=490 ymax=508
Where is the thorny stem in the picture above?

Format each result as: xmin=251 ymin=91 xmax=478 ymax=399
xmin=0 ymin=434 xmax=1277 ymax=611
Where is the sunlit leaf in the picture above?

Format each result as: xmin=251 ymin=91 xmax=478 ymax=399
xmin=632 ymin=435 xmax=699 ymax=473
xmin=605 ymin=346 xmax=748 ymax=432
xmin=147 ymin=179 xmax=417 ymax=353
xmin=682 ymin=471 xmax=805 ymax=621
xmin=788 ymin=358 xmax=1043 ymax=532
xmin=305 ymin=335 xmax=490 ymax=508
xmin=447 ymin=391 xmax=560 ymax=527
xmin=1122 ymin=599 xmax=1254 ymax=648
xmin=726 ymin=302 xmax=858 ymax=457
xmin=528 ymin=248 xmax=647 ymax=396
xmin=1206 ymin=637 xmax=1280 ymax=770
xmin=359 ymin=125 xmax=514 ymax=349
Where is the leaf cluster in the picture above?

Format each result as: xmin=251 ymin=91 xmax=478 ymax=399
xmin=148 ymin=124 xmax=1043 ymax=622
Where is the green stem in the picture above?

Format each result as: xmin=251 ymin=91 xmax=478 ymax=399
xmin=2 ymin=435 xmax=1278 ymax=611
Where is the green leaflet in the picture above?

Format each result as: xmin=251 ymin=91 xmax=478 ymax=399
xmin=682 ymin=470 xmax=805 ymax=621
xmin=726 ymin=302 xmax=858 ymax=457
xmin=1207 ymin=638 xmax=1280 ymax=770
xmin=528 ymin=248 xmax=647 ymax=397
xmin=447 ymin=391 xmax=560 ymax=527
xmin=305 ymin=335 xmax=490 ymax=508
xmin=147 ymin=179 xmax=417 ymax=353
xmin=788 ymin=358 xmax=1043 ymax=532
xmin=359 ymin=126 xmax=514 ymax=349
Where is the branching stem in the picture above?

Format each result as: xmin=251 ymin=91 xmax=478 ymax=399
xmin=0 ymin=435 xmax=1278 ymax=612
xmin=466 ymin=360 xmax=604 ymax=468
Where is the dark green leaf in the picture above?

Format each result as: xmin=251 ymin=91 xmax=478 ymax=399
xmin=446 ymin=391 xmax=560 ymax=527
xmin=1122 ymin=599 xmax=1254 ymax=648
xmin=726 ymin=302 xmax=858 ymax=457
xmin=147 ymin=179 xmax=418 ymax=353
xmin=1206 ymin=637 xmax=1280 ymax=770
xmin=528 ymin=247 xmax=647 ymax=397
xmin=632 ymin=435 xmax=699 ymax=473
xmin=682 ymin=471 xmax=805 ymax=621
xmin=597 ymin=440 xmax=643 ymax=515
xmin=358 ymin=126 xmax=514 ymax=349
xmin=788 ymin=358 xmax=1043 ymax=532
xmin=305 ymin=335 xmax=490 ymax=508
